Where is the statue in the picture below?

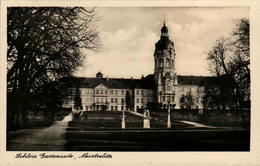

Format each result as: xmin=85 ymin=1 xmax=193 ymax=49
xmin=143 ymin=109 xmax=150 ymax=128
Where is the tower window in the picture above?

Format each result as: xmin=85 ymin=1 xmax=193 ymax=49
xmin=159 ymin=59 xmax=163 ymax=68
xmin=166 ymin=58 xmax=170 ymax=68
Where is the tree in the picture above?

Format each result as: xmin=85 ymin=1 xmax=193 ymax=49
xmin=180 ymin=91 xmax=195 ymax=109
xmin=206 ymin=19 xmax=250 ymax=110
xmin=202 ymin=75 xmax=236 ymax=110
xmin=7 ymin=7 xmax=100 ymax=129
xmin=74 ymin=86 xmax=83 ymax=111
xmin=146 ymin=102 xmax=160 ymax=112
xmin=125 ymin=90 xmax=132 ymax=111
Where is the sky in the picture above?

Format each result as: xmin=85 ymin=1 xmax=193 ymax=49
xmin=74 ymin=7 xmax=249 ymax=79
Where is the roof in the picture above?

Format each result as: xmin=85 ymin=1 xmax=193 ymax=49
xmin=155 ymin=38 xmax=173 ymax=50
xmin=62 ymin=74 xmax=156 ymax=89
xmin=177 ymin=75 xmax=230 ymax=86
xmin=62 ymin=74 xmax=221 ymax=89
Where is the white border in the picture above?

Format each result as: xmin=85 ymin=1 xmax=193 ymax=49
xmin=1 ymin=0 xmax=260 ymax=166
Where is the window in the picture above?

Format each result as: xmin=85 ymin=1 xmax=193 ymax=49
xmin=101 ymin=89 xmax=103 ymax=94
xmin=115 ymin=98 xmax=118 ymax=103
xmin=121 ymin=90 xmax=124 ymax=95
xmin=121 ymin=98 xmax=124 ymax=103
xmin=167 ymin=82 xmax=171 ymax=91
xmin=111 ymin=106 xmax=114 ymax=111
xmin=163 ymin=96 xmax=165 ymax=102
xmin=115 ymin=90 xmax=118 ymax=95
xmin=96 ymin=89 xmax=99 ymax=94
xmin=172 ymin=96 xmax=174 ymax=102
xmin=111 ymin=98 xmax=114 ymax=103
xmin=141 ymin=98 xmax=144 ymax=104
xmin=101 ymin=98 xmax=104 ymax=103
xmin=136 ymin=90 xmax=140 ymax=95
xmin=167 ymin=96 xmax=170 ymax=102
xmin=166 ymin=58 xmax=170 ymax=68
xmin=115 ymin=106 xmax=118 ymax=111
xmin=141 ymin=90 xmax=144 ymax=95
xmin=105 ymin=90 xmax=108 ymax=94
xmin=159 ymin=59 xmax=163 ymax=68
xmin=110 ymin=90 xmax=114 ymax=95
xmin=137 ymin=98 xmax=139 ymax=103
xmin=136 ymin=106 xmax=139 ymax=110
xmin=96 ymin=98 xmax=99 ymax=103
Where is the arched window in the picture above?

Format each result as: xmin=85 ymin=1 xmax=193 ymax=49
xmin=167 ymin=82 xmax=171 ymax=91
xmin=159 ymin=59 xmax=163 ymax=68
xmin=166 ymin=58 xmax=170 ymax=68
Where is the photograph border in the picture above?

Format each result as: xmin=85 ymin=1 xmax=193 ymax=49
xmin=1 ymin=0 xmax=260 ymax=166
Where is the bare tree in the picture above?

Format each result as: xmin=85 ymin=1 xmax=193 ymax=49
xmin=206 ymin=19 xmax=250 ymax=110
xmin=7 ymin=7 xmax=100 ymax=129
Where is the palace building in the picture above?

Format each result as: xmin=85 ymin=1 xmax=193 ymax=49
xmin=63 ymin=22 xmax=215 ymax=112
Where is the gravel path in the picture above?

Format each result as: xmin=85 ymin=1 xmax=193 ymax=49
xmin=7 ymin=113 xmax=72 ymax=151
xmin=180 ymin=120 xmax=216 ymax=128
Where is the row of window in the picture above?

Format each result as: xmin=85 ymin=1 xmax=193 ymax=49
xmin=161 ymin=96 xmax=175 ymax=102
xmin=76 ymin=88 xmax=153 ymax=96
xmin=156 ymin=58 xmax=174 ymax=68
xmin=95 ymin=89 xmax=127 ymax=95
xmin=94 ymin=97 xmax=125 ymax=104
xmin=85 ymin=105 xmax=122 ymax=111
xmin=135 ymin=89 xmax=153 ymax=95
xmin=93 ymin=97 xmax=153 ymax=104
xmin=179 ymin=87 xmax=204 ymax=93
xmin=136 ymin=97 xmax=153 ymax=104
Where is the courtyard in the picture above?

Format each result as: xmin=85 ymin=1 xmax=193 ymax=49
xmin=7 ymin=111 xmax=250 ymax=151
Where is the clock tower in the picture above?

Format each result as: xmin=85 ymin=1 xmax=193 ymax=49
xmin=154 ymin=21 xmax=177 ymax=107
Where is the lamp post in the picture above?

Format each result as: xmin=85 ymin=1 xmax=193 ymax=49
xmin=167 ymin=100 xmax=171 ymax=128
xmin=121 ymin=100 xmax=125 ymax=129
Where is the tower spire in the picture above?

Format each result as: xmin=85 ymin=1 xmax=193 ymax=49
xmin=160 ymin=15 xmax=168 ymax=37
xmin=163 ymin=14 xmax=166 ymax=26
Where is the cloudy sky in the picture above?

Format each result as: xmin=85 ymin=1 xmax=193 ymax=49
xmin=74 ymin=7 xmax=249 ymax=79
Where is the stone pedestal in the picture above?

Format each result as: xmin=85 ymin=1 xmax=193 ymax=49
xmin=167 ymin=113 xmax=171 ymax=128
xmin=121 ymin=118 xmax=125 ymax=129
xmin=143 ymin=119 xmax=150 ymax=128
